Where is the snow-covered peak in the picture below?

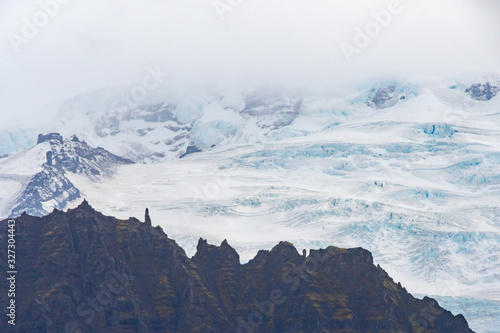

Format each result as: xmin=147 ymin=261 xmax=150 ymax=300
xmin=0 ymin=133 xmax=133 ymax=218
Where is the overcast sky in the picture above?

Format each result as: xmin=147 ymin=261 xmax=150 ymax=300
xmin=1 ymin=0 xmax=499 ymax=128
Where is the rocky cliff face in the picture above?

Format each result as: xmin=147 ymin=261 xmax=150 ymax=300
xmin=0 ymin=202 xmax=474 ymax=333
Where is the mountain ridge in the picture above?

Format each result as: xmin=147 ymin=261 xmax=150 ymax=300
xmin=0 ymin=201 xmax=474 ymax=332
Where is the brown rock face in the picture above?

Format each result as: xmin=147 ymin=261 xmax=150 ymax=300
xmin=0 ymin=202 xmax=474 ymax=332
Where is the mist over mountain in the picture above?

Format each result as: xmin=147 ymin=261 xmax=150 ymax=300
xmin=1 ymin=0 xmax=500 ymax=130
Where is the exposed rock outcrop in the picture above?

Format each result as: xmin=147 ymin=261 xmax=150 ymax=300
xmin=466 ymin=82 xmax=499 ymax=101
xmin=37 ymin=133 xmax=63 ymax=144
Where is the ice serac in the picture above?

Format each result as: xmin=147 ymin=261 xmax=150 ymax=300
xmin=0 ymin=204 xmax=474 ymax=332
xmin=422 ymin=123 xmax=457 ymax=138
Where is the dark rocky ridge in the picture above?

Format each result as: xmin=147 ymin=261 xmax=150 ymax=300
xmin=0 ymin=202 xmax=474 ymax=332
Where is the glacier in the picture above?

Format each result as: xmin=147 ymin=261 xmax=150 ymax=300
xmin=2 ymin=77 xmax=500 ymax=332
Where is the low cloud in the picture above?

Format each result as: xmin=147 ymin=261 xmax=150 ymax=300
xmin=1 ymin=0 xmax=499 ymax=127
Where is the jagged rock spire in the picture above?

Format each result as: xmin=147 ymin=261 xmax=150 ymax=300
xmin=80 ymin=199 xmax=90 ymax=208
xmin=145 ymin=208 xmax=151 ymax=226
